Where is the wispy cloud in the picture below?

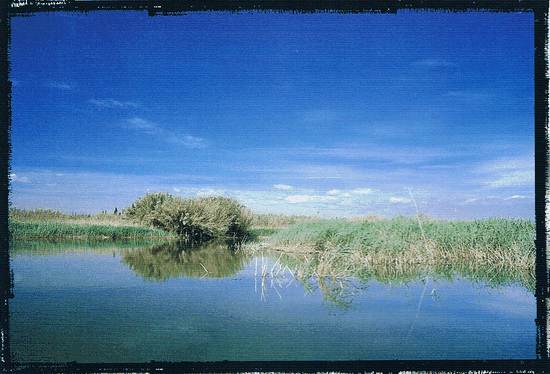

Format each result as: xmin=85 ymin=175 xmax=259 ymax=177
xmin=126 ymin=117 xmax=156 ymax=129
xmin=486 ymin=170 xmax=534 ymax=188
xmin=504 ymin=195 xmax=527 ymax=200
xmin=480 ymin=155 xmax=534 ymax=188
xmin=90 ymin=99 xmax=138 ymax=109
xmin=124 ymin=118 xmax=206 ymax=149
xmin=46 ymin=81 xmax=76 ymax=90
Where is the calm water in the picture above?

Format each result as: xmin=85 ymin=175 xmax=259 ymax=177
xmin=9 ymin=240 xmax=535 ymax=363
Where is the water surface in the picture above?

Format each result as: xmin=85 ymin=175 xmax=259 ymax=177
xmin=9 ymin=240 xmax=535 ymax=362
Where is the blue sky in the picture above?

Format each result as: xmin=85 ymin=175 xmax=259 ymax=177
xmin=9 ymin=10 xmax=534 ymax=220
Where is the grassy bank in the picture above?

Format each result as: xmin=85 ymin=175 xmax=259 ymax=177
xmin=10 ymin=221 xmax=176 ymax=240
xmin=9 ymin=208 xmax=176 ymax=240
xmin=9 ymin=208 xmax=536 ymax=290
xmin=9 ymin=208 xmax=138 ymax=226
xmin=8 ymin=208 xmax=312 ymax=240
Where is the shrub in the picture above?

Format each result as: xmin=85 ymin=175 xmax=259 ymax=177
xmin=125 ymin=192 xmax=175 ymax=223
xmin=126 ymin=193 xmax=252 ymax=242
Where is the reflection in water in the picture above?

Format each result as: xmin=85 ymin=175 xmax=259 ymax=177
xmin=304 ymin=276 xmax=366 ymax=313
xmin=249 ymin=246 xmax=536 ymax=313
xmin=121 ymin=241 xmax=251 ymax=280
xmin=5 ymin=238 xmax=544 ymax=364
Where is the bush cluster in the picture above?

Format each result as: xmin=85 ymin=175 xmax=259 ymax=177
xmin=125 ymin=192 xmax=252 ymax=242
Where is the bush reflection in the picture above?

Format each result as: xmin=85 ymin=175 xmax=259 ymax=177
xmin=121 ymin=241 xmax=251 ymax=280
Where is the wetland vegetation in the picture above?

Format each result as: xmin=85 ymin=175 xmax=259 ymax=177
xmin=9 ymin=194 xmax=536 ymax=291
xmin=254 ymin=215 xmax=535 ymax=289
xmin=9 ymin=199 xmax=538 ymax=356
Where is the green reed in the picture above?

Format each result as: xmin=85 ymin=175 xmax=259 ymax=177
xmin=248 ymin=215 xmax=536 ymax=291
xmin=10 ymin=221 xmax=175 ymax=240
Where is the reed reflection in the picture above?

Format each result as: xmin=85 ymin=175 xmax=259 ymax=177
xmin=251 ymin=243 xmax=538 ymax=315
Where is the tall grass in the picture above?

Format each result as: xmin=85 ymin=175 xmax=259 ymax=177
xmin=9 ymin=208 xmax=137 ymax=226
xmin=251 ymin=215 xmax=535 ymax=291
xmin=249 ymin=213 xmax=319 ymax=228
xmin=10 ymin=221 xmax=175 ymax=240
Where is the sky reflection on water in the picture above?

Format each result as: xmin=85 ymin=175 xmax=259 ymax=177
xmin=9 ymin=242 xmax=535 ymax=362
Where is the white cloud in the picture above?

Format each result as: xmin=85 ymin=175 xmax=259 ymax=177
xmin=390 ymin=197 xmax=410 ymax=203
xmin=327 ymin=189 xmax=340 ymax=195
xmin=274 ymin=184 xmax=293 ymax=190
xmin=286 ymin=195 xmax=313 ymax=204
xmin=8 ymin=169 xmax=535 ymax=220
xmin=352 ymin=188 xmax=372 ymax=194
xmin=504 ymin=195 xmax=527 ymax=200
xmin=9 ymin=173 xmax=29 ymax=183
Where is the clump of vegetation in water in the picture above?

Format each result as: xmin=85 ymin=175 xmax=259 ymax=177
xmin=125 ymin=192 xmax=253 ymax=243
xmin=251 ymin=215 xmax=535 ymax=291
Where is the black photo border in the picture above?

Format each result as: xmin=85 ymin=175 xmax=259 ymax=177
xmin=1 ymin=0 xmax=548 ymax=372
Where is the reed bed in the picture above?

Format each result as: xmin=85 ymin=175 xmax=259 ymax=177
xmin=246 ymin=216 xmax=536 ymax=291
xmin=10 ymin=221 xmax=175 ymax=240
xmin=249 ymin=213 xmax=320 ymax=228
xmin=9 ymin=208 xmax=137 ymax=226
